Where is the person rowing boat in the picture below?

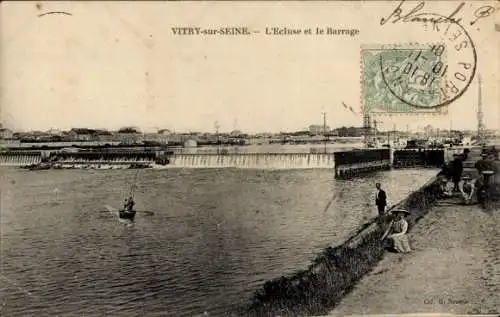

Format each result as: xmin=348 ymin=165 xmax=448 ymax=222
xmin=118 ymin=171 xmax=139 ymax=220
xmin=123 ymin=196 xmax=135 ymax=212
xmin=119 ymin=196 xmax=136 ymax=220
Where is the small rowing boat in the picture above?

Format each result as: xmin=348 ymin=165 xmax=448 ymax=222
xmin=119 ymin=208 xmax=136 ymax=220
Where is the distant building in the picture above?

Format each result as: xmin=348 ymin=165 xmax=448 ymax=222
xmin=309 ymin=125 xmax=330 ymax=135
xmin=96 ymin=130 xmax=114 ymax=142
xmin=114 ymin=127 xmax=142 ymax=144
xmin=0 ymin=128 xmax=13 ymax=139
xmin=166 ymin=134 xmax=183 ymax=144
xmin=115 ymin=133 xmax=141 ymax=144
xmin=230 ymin=130 xmax=243 ymax=137
xmin=143 ymin=133 xmax=169 ymax=144
xmin=184 ymin=139 xmax=197 ymax=148
xmin=68 ymin=128 xmax=99 ymax=141
xmin=46 ymin=128 xmax=64 ymax=136
xmin=423 ymin=125 xmax=434 ymax=136
xmin=158 ymin=129 xmax=172 ymax=135
xmin=247 ymin=137 xmax=268 ymax=145
xmin=21 ymin=130 xmax=53 ymax=141
xmin=117 ymin=127 xmax=141 ymax=134
xmin=334 ymin=126 xmax=364 ymax=137
xmin=254 ymin=132 xmax=273 ymax=138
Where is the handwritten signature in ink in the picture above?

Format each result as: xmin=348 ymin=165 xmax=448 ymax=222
xmin=380 ymin=0 xmax=497 ymax=26
xmin=470 ymin=5 xmax=497 ymax=25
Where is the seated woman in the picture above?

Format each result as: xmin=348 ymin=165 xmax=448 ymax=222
xmin=381 ymin=208 xmax=412 ymax=253
xmin=459 ymin=176 xmax=476 ymax=205
xmin=438 ymin=175 xmax=453 ymax=198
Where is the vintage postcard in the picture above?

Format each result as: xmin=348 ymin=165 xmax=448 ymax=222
xmin=1 ymin=1 xmax=499 ymax=317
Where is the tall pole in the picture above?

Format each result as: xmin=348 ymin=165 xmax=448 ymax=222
xmin=322 ymin=112 xmax=327 ymax=153
xmin=214 ymin=121 xmax=220 ymax=155
xmin=477 ymin=73 xmax=484 ymax=145
xmin=363 ymin=113 xmax=371 ymax=148
xmin=393 ymin=123 xmax=396 ymax=146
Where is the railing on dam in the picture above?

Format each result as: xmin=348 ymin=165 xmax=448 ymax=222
xmin=167 ymin=153 xmax=335 ymax=169
xmin=334 ymin=149 xmax=391 ymax=178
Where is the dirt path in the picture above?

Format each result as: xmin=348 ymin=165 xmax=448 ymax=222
xmin=326 ymin=202 xmax=499 ymax=315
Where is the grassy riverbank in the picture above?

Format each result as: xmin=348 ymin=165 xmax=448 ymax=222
xmin=327 ymin=202 xmax=499 ymax=315
xmin=241 ymin=177 xmax=441 ymax=316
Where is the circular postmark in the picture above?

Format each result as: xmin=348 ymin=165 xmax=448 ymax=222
xmin=379 ymin=16 xmax=477 ymax=109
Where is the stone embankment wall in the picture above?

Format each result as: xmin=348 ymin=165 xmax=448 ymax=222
xmin=242 ymin=176 xmax=441 ymax=317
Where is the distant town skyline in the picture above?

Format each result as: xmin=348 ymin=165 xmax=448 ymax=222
xmin=2 ymin=121 xmax=495 ymax=135
xmin=2 ymin=2 xmax=498 ymax=134
xmin=1 ymin=111 xmax=497 ymax=134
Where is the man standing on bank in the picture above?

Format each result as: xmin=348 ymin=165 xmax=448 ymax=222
xmin=375 ymin=182 xmax=387 ymax=216
xmin=451 ymin=154 xmax=464 ymax=192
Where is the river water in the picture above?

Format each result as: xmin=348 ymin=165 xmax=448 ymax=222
xmin=0 ymin=167 xmax=437 ymax=316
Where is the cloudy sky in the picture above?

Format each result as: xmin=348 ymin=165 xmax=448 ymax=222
xmin=1 ymin=1 xmax=499 ymax=133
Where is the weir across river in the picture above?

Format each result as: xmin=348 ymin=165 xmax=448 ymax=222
xmin=0 ymin=146 xmax=467 ymax=171
xmin=0 ymin=151 xmax=42 ymax=166
xmin=168 ymin=153 xmax=335 ymax=169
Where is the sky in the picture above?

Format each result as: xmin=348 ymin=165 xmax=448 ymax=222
xmin=1 ymin=1 xmax=499 ymax=133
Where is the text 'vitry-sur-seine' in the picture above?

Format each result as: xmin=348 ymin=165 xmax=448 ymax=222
xmin=171 ymin=27 xmax=359 ymax=37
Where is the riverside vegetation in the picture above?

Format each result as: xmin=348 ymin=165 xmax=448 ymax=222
xmin=241 ymin=178 xmax=445 ymax=316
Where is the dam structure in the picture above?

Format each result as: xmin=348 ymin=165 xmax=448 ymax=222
xmin=0 ymin=147 xmax=335 ymax=169
xmin=167 ymin=153 xmax=335 ymax=169
xmin=0 ymin=144 xmax=467 ymax=171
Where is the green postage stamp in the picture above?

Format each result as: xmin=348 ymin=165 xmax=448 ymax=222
xmin=361 ymin=44 xmax=449 ymax=116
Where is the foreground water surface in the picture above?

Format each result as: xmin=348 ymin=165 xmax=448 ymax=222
xmin=0 ymin=167 xmax=437 ymax=316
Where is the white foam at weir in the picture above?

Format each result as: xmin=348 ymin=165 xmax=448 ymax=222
xmin=167 ymin=153 xmax=336 ymax=169
xmin=0 ymin=154 xmax=41 ymax=166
